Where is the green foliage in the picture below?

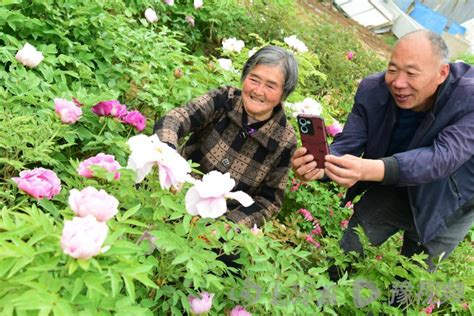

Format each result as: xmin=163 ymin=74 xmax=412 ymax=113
xmin=456 ymin=53 xmax=474 ymax=65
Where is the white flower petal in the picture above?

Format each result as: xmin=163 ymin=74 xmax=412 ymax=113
xmin=196 ymin=197 xmax=227 ymax=218
xmin=225 ymin=191 xmax=254 ymax=207
xmin=185 ymin=186 xmax=201 ymax=215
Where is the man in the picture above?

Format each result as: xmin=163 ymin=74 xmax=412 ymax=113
xmin=292 ymin=30 xmax=474 ymax=270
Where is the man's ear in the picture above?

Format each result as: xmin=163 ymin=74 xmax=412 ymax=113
xmin=438 ymin=63 xmax=450 ymax=84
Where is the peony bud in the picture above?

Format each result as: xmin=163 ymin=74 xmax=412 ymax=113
xmin=194 ymin=0 xmax=203 ymax=9
xmin=60 ymin=215 xmax=109 ymax=259
xmin=188 ymin=292 xmax=214 ymax=314
xmin=185 ymin=15 xmax=195 ymax=27
xmin=346 ymin=51 xmax=355 ymax=60
xmin=144 ymin=8 xmax=158 ymax=23
xmin=174 ymin=68 xmax=183 ymax=78
xmin=15 ymin=43 xmax=44 ymax=68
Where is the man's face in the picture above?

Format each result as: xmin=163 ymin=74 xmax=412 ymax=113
xmin=385 ymin=36 xmax=449 ymax=112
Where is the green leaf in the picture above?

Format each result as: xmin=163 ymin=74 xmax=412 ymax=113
xmin=52 ymin=299 xmax=74 ymax=316
xmin=0 ymin=0 xmax=23 ymax=6
xmin=71 ymin=278 xmax=84 ymax=301
xmin=77 ymin=259 xmax=90 ymax=271
xmin=7 ymin=257 xmax=34 ymax=278
xmin=109 ymin=269 xmax=121 ymax=298
xmin=68 ymin=260 xmax=78 ymax=275
xmin=119 ymin=204 xmax=141 ymax=222
xmin=171 ymin=252 xmax=190 ymax=266
xmin=133 ymin=274 xmax=159 ymax=289
xmin=122 ymin=275 xmax=136 ymax=301
xmin=38 ymin=199 xmax=60 ymax=218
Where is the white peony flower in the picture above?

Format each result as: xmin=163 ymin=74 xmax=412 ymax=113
xmin=217 ymin=58 xmax=233 ymax=71
xmin=15 ymin=43 xmax=44 ymax=68
xmin=222 ymin=38 xmax=245 ymax=53
xmin=127 ymin=134 xmax=191 ymax=189
xmin=284 ymin=35 xmax=308 ymax=53
xmin=144 ymin=8 xmax=158 ymax=23
xmin=248 ymin=47 xmax=258 ymax=58
xmin=286 ymin=98 xmax=323 ymax=117
xmin=194 ymin=0 xmax=203 ymax=9
xmin=185 ymin=171 xmax=254 ymax=219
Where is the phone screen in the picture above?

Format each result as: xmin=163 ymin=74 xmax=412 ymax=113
xmin=297 ymin=114 xmax=329 ymax=167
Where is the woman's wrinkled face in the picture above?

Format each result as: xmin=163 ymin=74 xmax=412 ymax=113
xmin=241 ymin=64 xmax=285 ymax=121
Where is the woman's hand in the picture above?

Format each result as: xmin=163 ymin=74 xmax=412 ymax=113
xmin=291 ymin=147 xmax=325 ymax=181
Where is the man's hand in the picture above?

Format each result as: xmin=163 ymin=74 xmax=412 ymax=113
xmin=324 ymin=154 xmax=384 ymax=188
xmin=291 ymin=147 xmax=325 ymax=181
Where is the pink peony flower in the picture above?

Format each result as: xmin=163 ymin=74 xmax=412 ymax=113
xmin=462 ymin=302 xmax=469 ymax=310
xmin=230 ymin=305 xmax=252 ymax=316
xmin=68 ymin=187 xmax=119 ymax=222
xmin=347 ymin=51 xmax=355 ymax=60
xmin=326 ymin=120 xmax=343 ymax=137
xmin=185 ymin=171 xmax=253 ymax=219
xmin=60 ymin=215 xmax=109 ymax=259
xmin=15 ymin=43 xmax=44 ymax=68
xmin=186 ymin=15 xmax=195 ymax=27
xmin=13 ymin=168 xmax=61 ymax=199
xmin=165 ymin=0 xmax=174 ymax=5
xmin=424 ymin=303 xmax=435 ymax=314
xmin=298 ymin=208 xmax=313 ymax=222
xmin=91 ymin=100 xmax=127 ymax=118
xmin=144 ymin=8 xmax=158 ymax=23
xmin=54 ymin=98 xmax=82 ymax=124
xmin=188 ymin=292 xmax=214 ymax=315
xmin=77 ymin=153 xmax=121 ymax=180
xmin=345 ymin=201 xmax=354 ymax=209
xmin=121 ymin=110 xmax=147 ymax=132
xmin=305 ymin=234 xmax=320 ymax=248
xmin=290 ymin=178 xmax=302 ymax=192
xmin=340 ymin=219 xmax=349 ymax=229
xmin=127 ymin=134 xmax=192 ymax=188
xmin=194 ymin=0 xmax=203 ymax=9
xmin=311 ymin=223 xmax=322 ymax=236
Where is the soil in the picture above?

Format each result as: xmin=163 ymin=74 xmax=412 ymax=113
xmin=302 ymin=0 xmax=393 ymax=59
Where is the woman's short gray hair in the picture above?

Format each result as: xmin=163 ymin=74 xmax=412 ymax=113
xmin=241 ymin=45 xmax=298 ymax=100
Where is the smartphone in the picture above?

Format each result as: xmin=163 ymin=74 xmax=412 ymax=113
xmin=297 ymin=114 xmax=329 ymax=168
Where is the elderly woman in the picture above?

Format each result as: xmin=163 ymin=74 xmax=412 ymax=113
xmin=154 ymin=45 xmax=298 ymax=227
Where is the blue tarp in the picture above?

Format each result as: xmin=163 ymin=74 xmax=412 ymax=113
xmin=409 ymin=2 xmax=448 ymax=34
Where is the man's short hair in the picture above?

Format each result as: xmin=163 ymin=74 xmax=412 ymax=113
xmin=401 ymin=30 xmax=450 ymax=64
